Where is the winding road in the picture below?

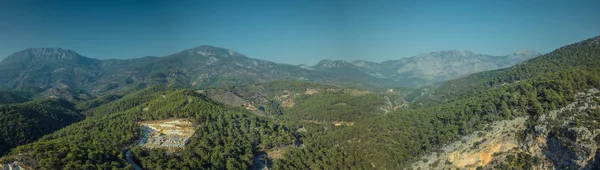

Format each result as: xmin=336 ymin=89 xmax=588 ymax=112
xmin=253 ymin=154 xmax=268 ymax=170
xmin=125 ymin=130 xmax=148 ymax=170
xmin=125 ymin=150 xmax=142 ymax=170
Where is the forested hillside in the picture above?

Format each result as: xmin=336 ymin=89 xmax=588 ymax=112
xmin=75 ymin=85 xmax=173 ymax=117
xmin=1 ymin=88 xmax=298 ymax=169
xmin=0 ymin=99 xmax=83 ymax=156
xmin=272 ymin=36 xmax=600 ymax=169
xmin=0 ymin=91 xmax=28 ymax=105
xmin=275 ymin=67 xmax=600 ymax=169
xmin=200 ymin=80 xmax=404 ymax=122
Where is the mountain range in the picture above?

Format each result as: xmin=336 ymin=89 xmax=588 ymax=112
xmin=310 ymin=50 xmax=539 ymax=87
xmin=0 ymin=46 xmax=538 ymax=100
xmin=0 ymin=35 xmax=599 ymax=170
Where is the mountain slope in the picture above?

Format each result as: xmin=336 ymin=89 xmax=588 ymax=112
xmin=0 ymin=99 xmax=83 ymax=155
xmin=133 ymin=46 xmax=384 ymax=88
xmin=431 ymin=36 xmax=600 ymax=105
xmin=311 ymin=50 xmax=539 ymax=87
xmin=0 ymin=45 xmax=539 ymax=100
xmin=0 ymin=91 xmax=29 ymax=105
xmin=0 ymin=46 xmax=402 ymax=99
xmin=0 ymin=48 xmax=103 ymax=100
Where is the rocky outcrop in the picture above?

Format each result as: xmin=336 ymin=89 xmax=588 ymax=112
xmin=412 ymin=88 xmax=600 ymax=170
xmin=523 ymin=88 xmax=600 ymax=169
xmin=412 ymin=117 xmax=527 ymax=170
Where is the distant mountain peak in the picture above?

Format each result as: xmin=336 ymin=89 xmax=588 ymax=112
xmin=352 ymin=60 xmax=375 ymax=65
xmin=298 ymin=64 xmax=314 ymax=70
xmin=2 ymin=48 xmax=84 ymax=63
xmin=314 ymin=59 xmax=355 ymax=69
xmin=176 ymin=45 xmax=244 ymax=58
xmin=415 ymin=50 xmax=478 ymax=58
xmin=317 ymin=59 xmax=333 ymax=63
xmin=21 ymin=48 xmax=79 ymax=57
xmin=511 ymin=50 xmax=539 ymax=56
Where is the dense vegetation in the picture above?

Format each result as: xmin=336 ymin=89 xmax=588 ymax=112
xmin=274 ymin=67 xmax=600 ymax=169
xmin=0 ymin=91 xmax=28 ymax=105
xmin=76 ymin=85 xmax=172 ymax=117
xmin=284 ymin=92 xmax=387 ymax=122
xmin=0 ymin=99 xmax=83 ymax=156
xmin=264 ymin=80 xmax=335 ymax=94
xmin=272 ymin=37 xmax=600 ymax=169
xmin=205 ymin=80 xmax=398 ymax=122
xmin=2 ymin=89 xmax=297 ymax=169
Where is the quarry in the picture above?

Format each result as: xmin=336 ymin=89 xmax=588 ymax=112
xmin=1 ymin=162 xmax=23 ymax=170
xmin=136 ymin=119 xmax=196 ymax=150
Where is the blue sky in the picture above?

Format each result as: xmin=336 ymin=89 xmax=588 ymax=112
xmin=0 ymin=0 xmax=599 ymax=64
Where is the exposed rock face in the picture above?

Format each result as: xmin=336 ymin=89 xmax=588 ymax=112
xmin=523 ymin=88 xmax=600 ymax=169
xmin=137 ymin=119 xmax=195 ymax=150
xmin=539 ymin=127 xmax=599 ymax=168
xmin=412 ymin=88 xmax=600 ymax=170
xmin=412 ymin=117 xmax=527 ymax=170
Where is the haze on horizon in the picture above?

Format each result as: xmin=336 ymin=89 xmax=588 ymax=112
xmin=0 ymin=0 xmax=599 ymax=65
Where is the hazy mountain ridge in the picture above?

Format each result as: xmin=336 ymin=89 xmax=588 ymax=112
xmin=310 ymin=50 xmax=540 ymax=87
xmin=0 ymin=45 xmax=538 ymax=101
